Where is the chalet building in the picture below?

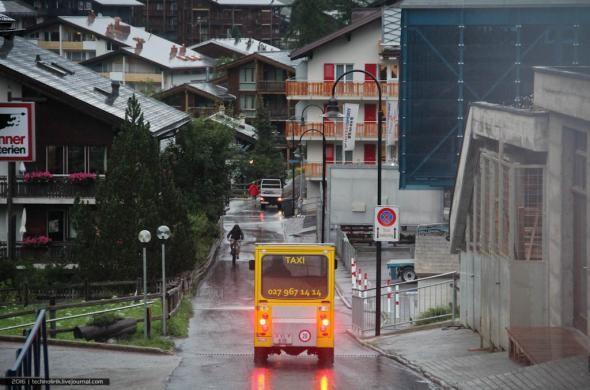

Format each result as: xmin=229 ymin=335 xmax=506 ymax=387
xmin=153 ymin=81 xmax=234 ymax=118
xmin=216 ymin=50 xmax=298 ymax=135
xmin=172 ymin=0 xmax=288 ymax=47
xmin=189 ymin=37 xmax=279 ymax=60
xmin=0 ymin=34 xmax=190 ymax=261
xmin=0 ymin=0 xmax=36 ymax=29
xmin=25 ymin=15 xmax=214 ymax=92
xmin=450 ymin=66 xmax=590 ymax=351
xmin=20 ymin=0 xmax=142 ymax=24
xmin=287 ymin=9 xmax=400 ymax=199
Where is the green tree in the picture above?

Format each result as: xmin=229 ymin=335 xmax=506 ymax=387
xmin=74 ymin=95 xmax=161 ymax=281
xmin=288 ymin=0 xmax=340 ymax=47
xmin=246 ymin=106 xmax=285 ymax=180
xmin=158 ymin=156 xmax=196 ymax=276
xmin=170 ymin=119 xmax=234 ymax=221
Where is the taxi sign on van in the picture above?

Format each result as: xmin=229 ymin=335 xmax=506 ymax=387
xmin=374 ymin=205 xmax=400 ymax=242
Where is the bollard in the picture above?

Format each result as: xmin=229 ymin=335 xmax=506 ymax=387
xmin=49 ymin=295 xmax=56 ymax=338
xmin=395 ymin=284 xmax=400 ymax=320
xmin=84 ymin=279 xmax=90 ymax=301
xmin=23 ymin=283 xmax=29 ymax=307
xmin=363 ymin=273 xmax=368 ymax=299
xmin=146 ymin=306 xmax=152 ymax=339
xmin=351 ymin=259 xmax=356 ymax=289
xmin=387 ymin=279 xmax=392 ymax=316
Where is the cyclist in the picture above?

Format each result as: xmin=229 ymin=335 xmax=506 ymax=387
xmin=227 ymin=224 xmax=244 ymax=260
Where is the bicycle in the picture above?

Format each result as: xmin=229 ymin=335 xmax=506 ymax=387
xmin=230 ymin=239 xmax=241 ymax=266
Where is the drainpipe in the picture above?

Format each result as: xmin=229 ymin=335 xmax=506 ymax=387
xmin=59 ymin=24 xmax=63 ymax=57
xmin=7 ymin=162 xmax=15 ymax=261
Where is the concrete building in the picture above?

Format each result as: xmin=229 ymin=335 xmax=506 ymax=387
xmin=20 ymin=0 xmax=142 ymax=24
xmin=26 ymin=15 xmax=214 ymax=92
xmin=287 ymin=8 xmax=400 ymax=200
xmin=174 ymin=0 xmax=288 ymax=47
xmin=189 ymin=37 xmax=279 ymax=60
xmin=397 ymin=0 xmax=590 ymax=189
xmin=0 ymin=34 xmax=190 ymax=262
xmin=450 ymin=66 xmax=590 ymax=350
xmin=0 ymin=0 xmax=36 ymax=29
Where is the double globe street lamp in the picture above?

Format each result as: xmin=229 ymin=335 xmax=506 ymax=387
xmin=137 ymin=225 xmax=171 ymax=338
xmin=325 ymin=69 xmax=385 ymax=336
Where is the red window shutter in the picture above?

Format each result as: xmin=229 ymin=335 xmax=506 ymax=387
xmin=364 ymin=104 xmax=376 ymax=122
xmin=326 ymin=144 xmax=334 ymax=163
xmin=364 ymin=64 xmax=377 ymax=81
xmin=364 ymin=144 xmax=376 ymax=164
xmin=323 ymin=64 xmax=334 ymax=81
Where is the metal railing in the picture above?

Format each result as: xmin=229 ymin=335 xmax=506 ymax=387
xmin=336 ymin=229 xmax=356 ymax=271
xmin=4 ymin=309 xmax=50 ymax=389
xmin=0 ymin=176 xmax=101 ymax=199
xmin=351 ymin=272 xmax=459 ymax=337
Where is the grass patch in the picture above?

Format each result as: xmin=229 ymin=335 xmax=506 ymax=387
xmin=414 ymin=306 xmax=452 ymax=326
xmin=1 ymin=297 xmax=193 ymax=352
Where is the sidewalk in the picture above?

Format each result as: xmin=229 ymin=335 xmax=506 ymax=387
xmin=329 ymin=236 xmax=590 ymax=389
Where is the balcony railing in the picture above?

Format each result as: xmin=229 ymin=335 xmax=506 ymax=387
xmin=286 ymin=121 xmax=379 ymax=140
xmin=286 ymin=80 xmax=399 ymax=99
xmin=0 ymin=242 xmax=74 ymax=261
xmin=0 ymin=176 xmax=101 ymax=199
xmin=303 ymin=161 xmax=378 ymax=178
xmin=257 ymin=80 xmax=286 ymax=94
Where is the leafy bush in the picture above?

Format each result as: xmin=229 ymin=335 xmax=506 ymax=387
xmin=414 ymin=306 xmax=452 ymax=326
xmin=87 ymin=312 xmax=124 ymax=327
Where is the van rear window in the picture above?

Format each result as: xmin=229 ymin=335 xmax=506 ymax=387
xmin=261 ymin=255 xmax=328 ymax=299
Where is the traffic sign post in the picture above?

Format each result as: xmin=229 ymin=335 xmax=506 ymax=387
xmin=374 ymin=206 xmax=400 ymax=242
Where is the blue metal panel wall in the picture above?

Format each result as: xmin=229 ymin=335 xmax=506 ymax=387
xmin=399 ymin=7 xmax=590 ymax=188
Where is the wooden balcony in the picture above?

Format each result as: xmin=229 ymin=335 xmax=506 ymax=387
xmin=0 ymin=176 xmax=101 ymax=201
xmin=257 ymin=80 xmax=286 ymax=94
xmin=303 ymin=162 xmax=378 ymax=178
xmin=286 ymin=80 xmax=398 ymax=99
xmin=286 ymin=121 xmax=379 ymax=140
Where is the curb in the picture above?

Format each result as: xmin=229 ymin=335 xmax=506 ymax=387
xmin=0 ymin=335 xmax=173 ymax=355
xmin=345 ymin=329 xmax=454 ymax=389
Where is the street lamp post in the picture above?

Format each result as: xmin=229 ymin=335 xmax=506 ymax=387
xmin=157 ymin=225 xmax=171 ymax=336
xmin=138 ymin=229 xmax=152 ymax=339
xmin=292 ymin=104 xmax=325 ymax=216
xmin=296 ymin=128 xmax=326 ymax=243
xmin=326 ymin=69 xmax=384 ymax=336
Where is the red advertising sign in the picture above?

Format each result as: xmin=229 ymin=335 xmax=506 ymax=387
xmin=0 ymin=102 xmax=35 ymax=161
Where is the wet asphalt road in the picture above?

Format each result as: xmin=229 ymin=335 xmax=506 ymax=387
xmin=166 ymin=199 xmax=433 ymax=390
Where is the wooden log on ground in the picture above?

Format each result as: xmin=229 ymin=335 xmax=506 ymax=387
xmin=73 ymin=318 xmax=137 ymax=341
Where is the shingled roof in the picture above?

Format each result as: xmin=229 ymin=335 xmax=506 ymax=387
xmin=0 ymin=36 xmax=191 ymax=137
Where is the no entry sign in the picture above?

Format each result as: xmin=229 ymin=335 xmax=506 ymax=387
xmin=374 ymin=206 xmax=400 ymax=242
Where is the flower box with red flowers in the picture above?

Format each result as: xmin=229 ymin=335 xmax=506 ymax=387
xmin=68 ymin=172 xmax=97 ymax=184
xmin=22 ymin=235 xmax=52 ymax=247
xmin=24 ymin=171 xmax=53 ymax=183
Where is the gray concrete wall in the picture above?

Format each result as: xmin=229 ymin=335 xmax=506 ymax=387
xmin=327 ymin=165 xmax=444 ymax=226
xmin=460 ymin=252 xmax=547 ymax=350
xmin=415 ymin=234 xmax=459 ymax=275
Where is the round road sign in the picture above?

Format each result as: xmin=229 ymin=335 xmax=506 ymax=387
xmin=377 ymin=207 xmax=397 ymax=227
xmin=299 ymin=330 xmax=311 ymax=343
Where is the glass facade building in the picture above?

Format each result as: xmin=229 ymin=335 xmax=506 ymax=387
xmin=399 ymin=4 xmax=590 ymax=188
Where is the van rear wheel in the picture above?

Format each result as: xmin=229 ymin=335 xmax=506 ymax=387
xmin=254 ymin=347 xmax=268 ymax=366
xmin=317 ymin=348 xmax=334 ymax=367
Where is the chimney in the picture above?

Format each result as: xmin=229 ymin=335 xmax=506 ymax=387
xmin=87 ymin=10 xmax=96 ymax=24
xmin=114 ymin=17 xmax=121 ymax=29
xmin=179 ymin=45 xmax=186 ymax=56
xmin=111 ymin=80 xmax=120 ymax=97
xmin=134 ymin=37 xmax=144 ymax=53
xmin=170 ymin=44 xmax=178 ymax=58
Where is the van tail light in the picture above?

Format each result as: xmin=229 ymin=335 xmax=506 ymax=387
xmin=259 ymin=318 xmax=267 ymax=326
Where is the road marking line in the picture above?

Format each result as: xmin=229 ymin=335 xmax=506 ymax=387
xmin=194 ymin=306 xmax=253 ymax=311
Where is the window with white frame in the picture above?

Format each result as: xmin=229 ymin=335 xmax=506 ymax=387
xmin=239 ymin=65 xmax=256 ymax=91
xmin=335 ymin=64 xmax=353 ymax=81
xmin=239 ymin=95 xmax=256 ymax=111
